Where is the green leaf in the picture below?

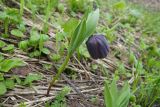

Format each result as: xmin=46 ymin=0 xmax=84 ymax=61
xmin=62 ymin=18 xmax=79 ymax=37
xmin=78 ymin=44 xmax=90 ymax=58
xmin=0 ymin=40 xmax=6 ymax=48
xmin=117 ymin=83 xmax=130 ymax=107
xmin=0 ymin=82 xmax=7 ymax=95
xmin=6 ymin=8 xmax=20 ymax=22
xmin=58 ymin=3 xmax=65 ymax=13
xmin=40 ymin=34 xmax=49 ymax=41
xmin=2 ymin=44 xmax=14 ymax=51
xmin=113 ymin=1 xmax=126 ymax=10
xmin=56 ymin=32 xmax=66 ymax=41
xmin=29 ymin=30 xmax=40 ymax=45
xmin=5 ymin=79 xmax=15 ymax=89
xmin=29 ymin=50 xmax=41 ymax=57
xmin=50 ymin=54 xmax=61 ymax=61
xmin=91 ymin=64 xmax=98 ymax=70
xmin=110 ymin=80 xmax=118 ymax=103
xmin=104 ymin=81 xmax=113 ymax=107
xmin=0 ymin=58 xmax=26 ymax=72
xmin=51 ymin=86 xmax=71 ymax=107
xmin=23 ymin=73 xmax=43 ymax=85
xmin=0 ymin=8 xmax=20 ymax=22
xmin=85 ymin=9 xmax=99 ymax=37
xmin=129 ymin=50 xmax=137 ymax=65
xmin=19 ymin=40 xmax=29 ymax=50
xmin=68 ymin=18 xmax=86 ymax=55
xmin=55 ymin=86 xmax=71 ymax=101
xmin=41 ymin=48 xmax=50 ymax=55
xmin=0 ymin=54 xmax=4 ymax=62
xmin=17 ymin=21 xmax=26 ymax=32
xmin=104 ymin=80 xmax=130 ymax=107
xmin=0 ymin=73 xmax=4 ymax=81
xmin=39 ymin=34 xmax=49 ymax=51
xmin=11 ymin=29 xmax=24 ymax=37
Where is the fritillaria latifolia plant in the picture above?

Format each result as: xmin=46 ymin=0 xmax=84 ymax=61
xmin=47 ymin=9 xmax=109 ymax=95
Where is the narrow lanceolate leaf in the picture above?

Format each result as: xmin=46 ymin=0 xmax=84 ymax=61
xmin=104 ymin=81 xmax=113 ymax=107
xmin=68 ymin=19 xmax=86 ymax=55
xmin=118 ymin=83 xmax=130 ymax=107
xmin=85 ymin=9 xmax=99 ymax=38
xmin=72 ymin=19 xmax=87 ymax=52
xmin=68 ymin=9 xmax=99 ymax=55
xmin=110 ymin=80 xmax=118 ymax=103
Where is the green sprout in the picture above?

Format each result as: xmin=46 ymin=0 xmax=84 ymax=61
xmin=0 ymin=8 xmax=20 ymax=37
xmin=43 ymin=0 xmax=58 ymax=33
xmin=46 ymin=9 xmax=100 ymax=95
xmin=104 ymin=80 xmax=131 ymax=107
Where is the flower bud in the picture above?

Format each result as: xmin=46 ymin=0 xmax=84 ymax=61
xmin=86 ymin=34 xmax=109 ymax=59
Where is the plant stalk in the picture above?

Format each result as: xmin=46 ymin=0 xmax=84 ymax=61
xmin=20 ymin=0 xmax=24 ymax=18
xmin=4 ymin=18 xmax=9 ymax=37
xmin=46 ymin=54 xmax=70 ymax=96
xmin=43 ymin=0 xmax=51 ymax=33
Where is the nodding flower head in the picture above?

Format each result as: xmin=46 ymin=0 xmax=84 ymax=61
xmin=86 ymin=34 xmax=109 ymax=59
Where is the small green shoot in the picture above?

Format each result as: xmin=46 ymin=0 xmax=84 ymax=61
xmin=23 ymin=73 xmax=43 ymax=86
xmin=104 ymin=80 xmax=131 ymax=107
xmin=0 ymin=58 xmax=26 ymax=72
xmin=46 ymin=86 xmax=71 ymax=107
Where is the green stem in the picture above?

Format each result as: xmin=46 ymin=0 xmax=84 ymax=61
xmin=46 ymin=54 xmax=70 ymax=96
xmin=20 ymin=0 xmax=24 ymax=18
xmin=4 ymin=18 xmax=9 ymax=37
xmin=43 ymin=0 xmax=51 ymax=33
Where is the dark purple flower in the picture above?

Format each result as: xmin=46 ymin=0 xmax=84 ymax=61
xmin=86 ymin=34 xmax=109 ymax=59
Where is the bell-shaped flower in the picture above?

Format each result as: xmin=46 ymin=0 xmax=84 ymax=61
xmin=86 ymin=34 xmax=109 ymax=59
